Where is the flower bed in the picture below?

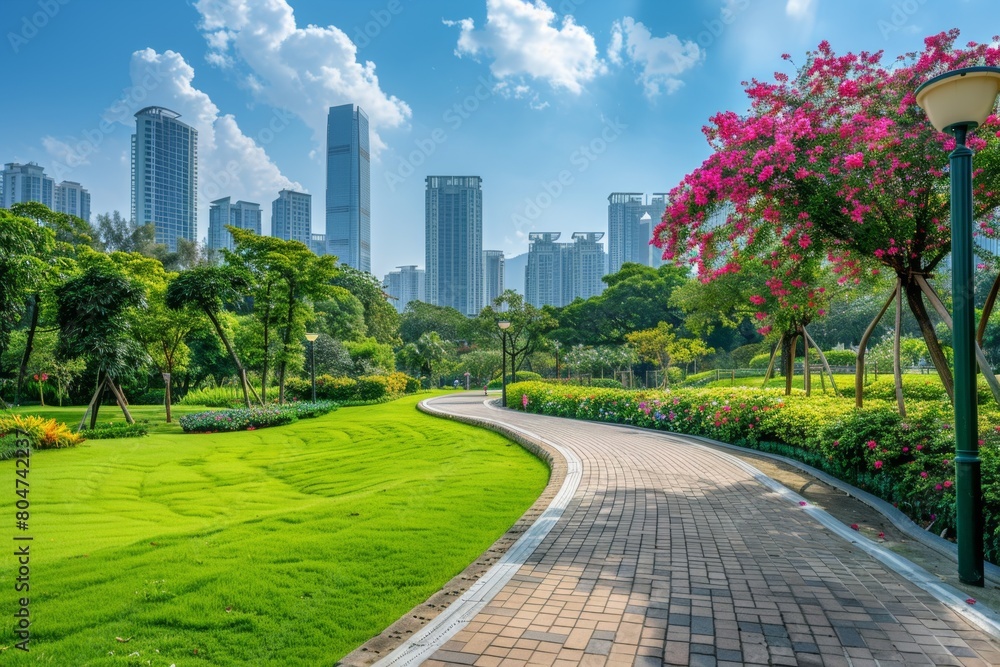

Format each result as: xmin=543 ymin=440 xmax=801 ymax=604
xmin=508 ymin=381 xmax=1000 ymax=562
xmin=0 ymin=414 xmax=83 ymax=450
xmin=178 ymin=400 xmax=338 ymax=434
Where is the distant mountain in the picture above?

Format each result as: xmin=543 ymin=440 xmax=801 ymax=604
xmin=503 ymin=252 xmax=527 ymax=295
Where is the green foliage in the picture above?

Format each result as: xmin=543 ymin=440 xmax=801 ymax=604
xmin=400 ymin=301 xmax=469 ymax=344
xmin=287 ymin=400 xmax=338 ymax=419
xmin=344 ymin=337 xmax=395 ymax=375
xmin=748 ymin=353 xmax=774 ymax=369
xmin=821 ymin=349 xmax=857 ymax=366
xmin=840 ymin=375 xmax=994 ymax=404
xmin=178 ymin=385 xmax=261 ymax=408
xmin=0 ymin=414 xmax=83 ymax=449
xmin=79 ymin=421 xmax=149 ymax=439
xmin=131 ymin=389 xmax=166 ymax=405
xmin=487 ymin=370 xmax=543 ymax=389
xmin=333 ymin=265 xmax=402 ymax=346
xmin=590 ymin=378 xmax=623 ymax=389
xmin=179 ymin=405 xmax=299 ymax=433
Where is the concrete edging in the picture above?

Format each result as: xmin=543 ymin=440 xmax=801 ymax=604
xmin=369 ymin=396 xmax=582 ymax=667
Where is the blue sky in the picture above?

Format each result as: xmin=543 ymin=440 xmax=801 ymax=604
xmin=3 ymin=0 xmax=999 ymax=278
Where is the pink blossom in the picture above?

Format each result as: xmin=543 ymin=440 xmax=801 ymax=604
xmin=874 ymin=460 xmax=883 ymax=470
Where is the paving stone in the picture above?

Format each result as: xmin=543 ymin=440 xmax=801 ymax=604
xmin=413 ymin=395 xmax=1000 ymax=667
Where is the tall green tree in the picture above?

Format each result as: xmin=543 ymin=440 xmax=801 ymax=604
xmin=56 ymin=263 xmax=148 ymax=427
xmin=477 ymin=291 xmax=554 ymax=380
xmin=333 ymin=266 xmax=401 ymax=346
xmin=165 ymin=265 xmax=258 ymax=408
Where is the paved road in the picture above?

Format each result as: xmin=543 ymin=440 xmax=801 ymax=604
xmin=417 ymin=394 xmax=1000 ymax=667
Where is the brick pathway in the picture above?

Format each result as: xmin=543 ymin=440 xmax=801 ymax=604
xmin=415 ymin=394 xmax=1000 ymax=667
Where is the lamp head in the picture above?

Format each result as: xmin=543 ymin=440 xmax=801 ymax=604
xmin=498 ymin=320 xmax=511 ymax=330
xmin=916 ymin=66 xmax=1000 ymax=134
xmin=305 ymin=333 xmax=319 ymax=342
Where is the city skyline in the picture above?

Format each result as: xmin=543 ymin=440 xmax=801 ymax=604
xmin=5 ymin=1 xmax=1000 ymax=276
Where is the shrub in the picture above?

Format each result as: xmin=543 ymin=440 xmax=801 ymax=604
xmin=731 ymin=343 xmax=769 ymax=368
xmin=0 ymin=414 xmax=83 ymax=449
xmin=355 ymin=377 xmax=388 ymax=401
xmin=487 ymin=371 xmax=543 ymax=389
xmin=590 ymin=378 xmax=623 ymax=389
xmin=179 ymin=406 xmax=298 ymax=433
xmin=840 ymin=375 xmax=993 ymax=404
xmin=404 ymin=375 xmax=422 ymax=394
xmin=748 ymin=353 xmax=773 ymax=369
xmin=317 ymin=376 xmax=358 ymax=401
xmin=178 ymin=385 xmax=259 ymax=408
xmin=283 ymin=377 xmax=311 ymax=401
xmin=79 ymin=421 xmax=149 ymax=439
xmin=822 ymin=349 xmax=857 ymax=367
xmin=131 ymin=389 xmax=166 ymax=405
xmin=288 ymin=401 xmax=338 ymax=419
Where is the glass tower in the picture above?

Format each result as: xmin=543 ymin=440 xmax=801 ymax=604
xmin=425 ymin=176 xmax=483 ymax=316
xmin=326 ymin=104 xmax=370 ymax=272
xmin=272 ymin=189 xmax=312 ymax=248
xmin=131 ymin=107 xmax=198 ymax=251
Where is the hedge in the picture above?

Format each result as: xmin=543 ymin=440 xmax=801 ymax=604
xmin=506 ymin=381 xmax=1000 ymax=563
xmin=179 ymin=401 xmax=337 ymax=434
xmin=283 ymin=372 xmax=419 ymax=403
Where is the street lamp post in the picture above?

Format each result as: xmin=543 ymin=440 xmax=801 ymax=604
xmin=916 ymin=66 xmax=1000 ymax=587
xmin=499 ymin=320 xmax=511 ymax=407
xmin=553 ymin=340 xmax=561 ymax=383
xmin=305 ymin=333 xmax=319 ymax=403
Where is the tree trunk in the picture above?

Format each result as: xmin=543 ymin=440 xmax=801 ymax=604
xmin=164 ymin=374 xmax=172 ymax=423
xmin=783 ymin=333 xmax=796 ymax=396
xmin=903 ymin=278 xmax=955 ymax=401
xmin=260 ymin=281 xmax=272 ymax=403
xmin=856 ymin=284 xmax=897 ymax=408
xmin=803 ymin=326 xmax=839 ymax=396
xmin=977 ymin=271 xmax=1000 ymax=347
xmin=277 ymin=291 xmax=297 ymax=405
xmin=205 ymin=309 xmax=252 ymax=408
xmin=15 ymin=294 xmax=40 ymax=406
xmin=802 ymin=326 xmax=811 ymax=397
xmin=762 ymin=335 xmax=782 ymax=387
xmin=106 ymin=379 xmax=135 ymax=424
xmin=893 ymin=283 xmax=906 ymax=417
xmin=915 ymin=274 xmax=1000 ymax=405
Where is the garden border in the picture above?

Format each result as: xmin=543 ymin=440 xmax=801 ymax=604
xmin=340 ymin=395 xmax=578 ymax=667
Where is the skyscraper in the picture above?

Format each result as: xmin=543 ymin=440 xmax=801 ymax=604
xmin=132 ymin=106 xmax=198 ymax=251
xmin=54 ymin=181 xmax=91 ymax=222
xmin=326 ymin=104 xmax=370 ymax=272
xmin=571 ymin=232 xmax=606 ymax=301
xmin=425 ymin=176 xmax=483 ymax=316
xmin=272 ymin=189 xmax=312 ymax=248
xmin=2 ymin=162 xmax=54 ymax=209
xmin=607 ymin=193 xmax=668 ymax=274
xmin=383 ymin=265 xmax=426 ymax=313
xmin=525 ymin=233 xmax=570 ymax=308
xmin=525 ymin=232 xmax=607 ymax=308
xmin=483 ymin=250 xmax=506 ymax=307
xmin=207 ymin=197 xmax=261 ymax=252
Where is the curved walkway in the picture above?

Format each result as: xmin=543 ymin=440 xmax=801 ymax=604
xmin=383 ymin=394 xmax=1000 ymax=667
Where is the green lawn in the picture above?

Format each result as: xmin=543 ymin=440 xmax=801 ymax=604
xmin=0 ymin=393 xmax=548 ymax=665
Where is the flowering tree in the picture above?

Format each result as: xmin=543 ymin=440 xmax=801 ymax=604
xmin=653 ymin=30 xmax=1000 ymax=408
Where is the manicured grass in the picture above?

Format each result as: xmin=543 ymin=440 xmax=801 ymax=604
xmin=0 ymin=393 xmax=548 ymax=665
xmin=7 ymin=403 xmax=214 ymax=436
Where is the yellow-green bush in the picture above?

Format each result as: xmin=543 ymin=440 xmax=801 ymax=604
xmin=0 ymin=414 xmax=83 ymax=449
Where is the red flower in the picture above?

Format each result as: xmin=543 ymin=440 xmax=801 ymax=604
xmin=798 ymin=501 xmax=807 ymax=506
xmin=878 ymin=532 xmax=885 ymax=539
xmin=850 ymin=524 xmax=859 ymax=531
xmin=967 ymin=598 xmax=977 ymax=605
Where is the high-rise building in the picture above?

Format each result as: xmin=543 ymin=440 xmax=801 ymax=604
xmin=383 ymin=265 xmax=426 ymax=314
xmin=483 ymin=250 xmax=505 ymax=307
xmin=54 ymin=181 xmax=91 ymax=222
xmin=607 ymin=193 xmax=668 ymax=274
xmin=525 ymin=233 xmax=570 ymax=308
xmin=207 ymin=197 xmax=261 ymax=252
xmin=525 ymin=232 xmax=607 ymax=308
xmin=2 ymin=162 xmax=54 ymax=209
xmin=425 ymin=176 xmax=483 ymax=316
xmin=326 ymin=103 xmax=371 ymax=272
xmin=310 ymin=233 xmax=327 ymax=257
xmin=132 ymin=106 xmax=198 ymax=251
xmin=571 ymin=232 xmax=606 ymax=301
xmin=272 ymin=189 xmax=312 ymax=248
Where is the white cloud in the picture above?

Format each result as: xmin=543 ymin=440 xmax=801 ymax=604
xmin=447 ymin=0 xmax=605 ymax=97
xmin=127 ymin=48 xmax=300 ymax=236
xmin=194 ymin=0 xmax=410 ymax=154
xmin=42 ymin=136 xmax=90 ymax=168
xmin=610 ymin=17 xmax=702 ymax=99
xmin=786 ymin=0 xmax=817 ymax=22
